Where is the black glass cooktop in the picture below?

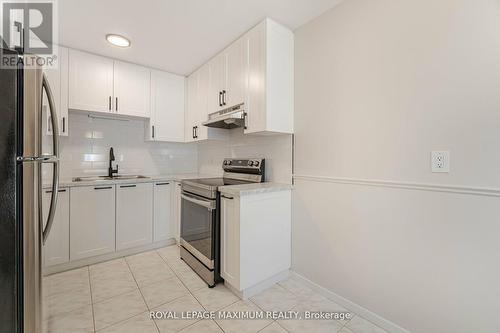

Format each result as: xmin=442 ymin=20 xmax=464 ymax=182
xmin=186 ymin=177 xmax=250 ymax=187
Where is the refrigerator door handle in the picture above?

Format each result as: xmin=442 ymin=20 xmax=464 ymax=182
xmin=41 ymin=73 xmax=60 ymax=244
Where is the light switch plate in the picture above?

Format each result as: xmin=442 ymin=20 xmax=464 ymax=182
xmin=431 ymin=151 xmax=450 ymax=173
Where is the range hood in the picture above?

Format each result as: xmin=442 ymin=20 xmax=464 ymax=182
xmin=203 ymin=104 xmax=246 ymax=129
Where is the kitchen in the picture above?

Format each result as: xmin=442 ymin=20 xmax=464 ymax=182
xmin=1 ymin=0 xmax=499 ymax=333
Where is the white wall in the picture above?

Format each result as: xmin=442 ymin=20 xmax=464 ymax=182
xmin=42 ymin=113 xmax=198 ymax=181
xmin=197 ymin=128 xmax=292 ymax=183
xmin=293 ymin=0 xmax=500 ymax=332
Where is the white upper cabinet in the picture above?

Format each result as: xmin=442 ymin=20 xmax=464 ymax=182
xmin=68 ymin=49 xmax=114 ymax=113
xmin=208 ymin=53 xmax=226 ymax=113
xmin=43 ymin=46 xmax=69 ymax=136
xmin=225 ymin=38 xmax=247 ymax=109
xmin=187 ymin=18 xmax=293 ymax=136
xmin=68 ymin=50 xmax=151 ymax=118
xmin=244 ymin=19 xmax=294 ymax=134
xmin=113 ymin=61 xmax=151 ymax=118
xmin=207 ymin=39 xmax=247 ymax=115
xmin=146 ymin=70 xmax=185 ymax=142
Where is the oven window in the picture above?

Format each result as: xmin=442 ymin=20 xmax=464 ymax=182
xmin=181 ymin=195 xmax=215 ymax=261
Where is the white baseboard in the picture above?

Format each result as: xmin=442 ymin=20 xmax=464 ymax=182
xmin=226 ymin=269 xmax=290 ymax=300
xmin=291 ymin=271 xmax=411 ymax=333
xmin=43 ymin=239 xmax=176 ymax=276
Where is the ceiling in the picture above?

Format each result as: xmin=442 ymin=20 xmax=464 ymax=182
xmin=58 ymin=0 xmax=342 ymax=76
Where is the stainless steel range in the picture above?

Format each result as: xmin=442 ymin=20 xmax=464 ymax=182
xmin=180 ymin=158 xmax=265 ymax=287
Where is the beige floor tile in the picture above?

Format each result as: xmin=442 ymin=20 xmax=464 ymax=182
xmin=278 ymin=277 xmax=317 ymax=302
xmin=157 ymin=245 xmax=180 ymax=261
xmin=140 ymin=276 xmax=190 ymax=308
xmin=339 ymin=328 xmax=356 ymax=333
xmin=98 ymin=311 xmax=158 ymax=333
xmin=215 ymin=300 xmax=272 ymax=333
xmin=91 ymin=270 xmax=138 ymax=303
xmin=346 ymin=316 xmax=387 ymax=333
xmin=90 ymin=258 xmax=130 ymax=280
xmin=192 ymin=284 xmax=240 ymax=311
xmin=127 ymin=251 xmax=176 ymax=287
xmin=250 ymin=284 xmax=299 ymax=312
xmin=152 ymin=294 xmax=205 ymax=333
xmin=43 ymin=267 xmax=90 ymax=299
xmin=43 ymin=304 xmax=94 ymax=333
xmin=178 ymin=320 xmax=223 ymax=333
xmin=43 ymin=284 xmax=92 ymax=319
xmin=165 ymin=257 xmax=192 ymax=274
xmin=93 ymin=289 xmax=148 ymax=330
xmin=259 ymin=322 xmax=288 ymax=333
xmin=175 ymin=268 xmax=207 ymax=292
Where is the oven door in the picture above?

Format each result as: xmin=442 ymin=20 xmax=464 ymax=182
xmin=180 ymin=191 xmax=217 ymax=269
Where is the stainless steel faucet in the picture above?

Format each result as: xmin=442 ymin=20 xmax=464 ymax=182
xmin=108 ymin=147 xmax=118 ymax=178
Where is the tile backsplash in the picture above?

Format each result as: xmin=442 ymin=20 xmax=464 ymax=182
xmin=197 ymin=128 xmax=293 ymax=184
xmin=42 ymin=113 xmax=198 ymax=181
xmin=42 ymin=113 xmax=292 ymax=184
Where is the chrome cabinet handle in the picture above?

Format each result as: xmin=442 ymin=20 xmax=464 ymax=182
xmin=41 ymin=73 xmax=60 ymax=245
xmin=221 ymin=195 xmax=234 ymax=200
xmin=120 ymin=184 xmax=137 ymax=188
xmin=94 ymin=186 xmax=113 ymax=190
xmin=155 ymin=182 xmax=170 ymax=186
xmin=115 ymin=97 xmax=118 ymax=112
xmin=152 ymin=125 xmax=155 ymax=139
xmin=219 ymin=91 xmax=222 ymax=107
xmin=62 ymin=117 xmax=66 ymax=133
xmin=222 ymin=90 xmax=226 ymax=106
xmin=109 ymin=96 xmax=112 ymax=111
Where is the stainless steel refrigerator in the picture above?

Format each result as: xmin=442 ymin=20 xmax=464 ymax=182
xmin=0 ymin=48 xmax=60 ymax=333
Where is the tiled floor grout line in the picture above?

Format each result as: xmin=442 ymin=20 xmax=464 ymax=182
xmin=155 ymin=248 xmax=211 ymax=332
xmin=86 ymin=266 xmax=97 ymax=333
xmin=123 ymin=256 xmax=162 ymax=333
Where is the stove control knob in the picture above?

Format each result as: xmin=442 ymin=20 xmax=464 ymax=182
xmin=254 ymin=161 xmax=260 ymax=167
xmin=248 ymin=160 xmax=254 ymax=166
xmin=226 ymin=160 xmax=231 ymax=165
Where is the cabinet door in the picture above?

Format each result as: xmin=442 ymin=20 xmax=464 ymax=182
xmin=153 ymin=182 xmax=173 ymax=242
xmin=43 ymin=46 xmax=69 ymax=136
xmin=150 ymin=70 xmax=185 ymax=142
xmin=70 ymin=186 xmax=116 ymax=260
xmin=173 ymin=182 xmax=182 ymax=243
xmin=116 ymin=183 xmax=153 ymax=250
xmin=114 ymin=61 xmax=151 ymax=118
xmin=245 ymin=23 xmax=266 ymax=134
xmin=225 ymin=38 xmax=247 ymax=108
xmin=195 ymin=64 xmax=210 ymax=141
xmin=68 ymin=50 xmax=114 ymax=113
xmin=220 ymin=195 xmax=240 ymax=289
xmin=185 ymin=72 xmax=198 ymax=142
xmin=42 ymin=188 xmax=69 ymax=267
xmin=208 ymin=54 xmax=226 ymax=114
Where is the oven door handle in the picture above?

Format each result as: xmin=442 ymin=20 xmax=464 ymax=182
xmin=181 ymin=193 xmax=216 ymax=210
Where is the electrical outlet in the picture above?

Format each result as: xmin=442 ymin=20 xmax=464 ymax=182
xmin=431 ymin=151 xmax=450 ymax=173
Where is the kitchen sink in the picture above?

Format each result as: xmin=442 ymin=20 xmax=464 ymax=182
xmin=72 ymin=175 xmax=150 ymax=182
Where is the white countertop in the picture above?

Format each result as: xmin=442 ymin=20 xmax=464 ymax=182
xmin=45 ymin=173 xmax=219 ymax=188
xmin=219 ymin=182 xmax=293 ymax=196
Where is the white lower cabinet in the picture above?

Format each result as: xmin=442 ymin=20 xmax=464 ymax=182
xmin=153 ymin=182 xmax=172 ymax=242
xmin=70 ymin=185 xmax=116 ymax=261
xmin=116 ymin=183 xmax=153 ymax=251
xmin=173 ymin=182 xmax=182 ymax=243
xmin=220 ymin=189 xmax=292 ymax=297
xmin=42 ymin=187 xmax=69 ymax=267
xmin=220 ymin=194 xmax=241 ymax=289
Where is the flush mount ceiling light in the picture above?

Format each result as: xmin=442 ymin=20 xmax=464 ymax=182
xmin=106 ymin=34 xmax=131 ymax=48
